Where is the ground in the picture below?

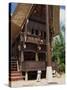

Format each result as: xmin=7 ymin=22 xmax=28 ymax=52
xmin=11 ymin=73 xmax=65 ymax=87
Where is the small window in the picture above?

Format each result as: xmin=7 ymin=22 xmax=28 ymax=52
xmin=44 ymin=32 xmax=46 ymax=39
xmin=32 ymin=29 xmax=34 ymax=34
xmin=41 ymin=31 xmax=43 ymax=37
xmin=35 ymin=30 xmax=38 ymax=35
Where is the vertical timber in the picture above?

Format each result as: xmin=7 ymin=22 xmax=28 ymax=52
xmin=46 ymin=5 xmax=52 ymax=82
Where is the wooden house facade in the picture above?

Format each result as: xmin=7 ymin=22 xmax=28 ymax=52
xmin=9 ymin=3 xmax=60 ymax=81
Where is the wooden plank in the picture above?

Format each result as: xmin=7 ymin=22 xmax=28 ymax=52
xmin=22 ymin=61 xmax=46 ymax=71
xmin=53 ymin=6 xmax=60 ymax=35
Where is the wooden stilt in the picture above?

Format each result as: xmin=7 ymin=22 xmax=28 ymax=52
xmin=35 ymin=52 xmax=39 ymax=61
xmin=37 ymin=70 xmax=41 ymax=82
xmin=25 ymin=72 xmax=28 ymax=81
xmin=45 ymin=5 xmax=52 ymax=82
xmin=24 ymin=19 xmax=29 ymax=42
xmin=21 ymin=50 xmax=24 ymax=62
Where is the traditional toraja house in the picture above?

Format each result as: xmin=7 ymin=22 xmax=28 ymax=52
xmin=9 ymin=3 xmax=60 ymax=82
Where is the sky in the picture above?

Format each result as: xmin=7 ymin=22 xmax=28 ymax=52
xmin=60 ymin=6 xmax=65 ymax=25
xmin=11 ymin=3 xmax=17 ymax=13
xmin=9 ymin=3 xmax=17 ymax=14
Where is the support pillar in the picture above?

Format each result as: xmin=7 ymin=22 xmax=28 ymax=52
xmin=21 ymin=50 xmax=24 ymax=62
xmin=20 ymin=50 xmax=24 ymax=71
xmin=46 ymin=66 xmax=52 ymax=82
xmin=45 ymin=5 xmax=52 ymax=83
xmin=25 ymin=72 xmax=28 ymax=81
xmin=35 ymin=52 xmax=39 ymax=61
xmin=18 ymin=44 xmax=21 ymax=71
xmin=24 ymin=19 xmax=29 ymax=42
xmin=17 ymin=60 xmax=20 ymax=71
xmin=37 ymin=70 xmax=41 ymax=82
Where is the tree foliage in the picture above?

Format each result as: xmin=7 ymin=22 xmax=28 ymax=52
xmin=52 ymin=29 xmax=65 ymax=73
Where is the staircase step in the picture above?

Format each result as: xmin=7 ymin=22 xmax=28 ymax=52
xmin=10 ymin=63 xmax=17 ymax=64
xmin=11 ymin=67 xmax=17 ymax=69
xmin=9 ymin=59 xmax=23 ymax=81
xmin=9 ymin=75 xmax=25 ymax=81
xmin=10 ymin=65 xmax=17 ymax=66
xmin=10 ymin=73 xmax=22 ymax=76
xmin=11 ymin=65 xmax=17 ymax=67
xmin=11 ymin=76 xmax=23 ymax=78
xmin=11 ymin=71 xmax=21 ymax=73
xmin=10 ymin=60 xmax=17 ymax=62
xmin=10 ymin=74 xmax=22 ymax=77
xmin=11 ymin=68 xmax=17 ymax=70
xmin=11 ymin=62 xmax=17 ymax=64
xmin=11 ymin=69 xmax=17 ymax=71
xmin=10 ymin=77 xmax=23 ymax=81
xmin=11 ymin=66 xmax=17 ymax=68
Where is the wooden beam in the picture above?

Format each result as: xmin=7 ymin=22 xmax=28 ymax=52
xmin=24 ymin=19 xmax=29 ymax=43
xmin=46 ymin=5 xmax=52 ymax=66
xmin=29 ymin=17 xmax=46 ymax=25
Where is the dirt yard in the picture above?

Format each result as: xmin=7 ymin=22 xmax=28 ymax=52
xmin=11 ymin=73 xmax=65 ymax=87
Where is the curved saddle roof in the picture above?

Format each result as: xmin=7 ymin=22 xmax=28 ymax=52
xmin=11 ymin=4 xmax=33 ymax=44
xmin=10 ymin=4 xmax=60 ymax=44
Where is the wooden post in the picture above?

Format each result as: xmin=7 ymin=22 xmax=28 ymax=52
xmin=21 ymin=50 xmax=24 ymax=62
xmin=18 ymin=32 xmax=24 ymax=71
xmin=35 ymin=52 xmax=39 ymax=61
xmin=23 ymin=19 xmax=29 ymax=48
xmin=37 ymin=70 xmax=41 ymax=82
xmin=18 ymin=44 xmax=21 ymax=71
xmin=25 ymin=72 xmax=28 ymax=81
xmin=24 ymin=19 xmax=29 ymax=42
xmin=45 ymin=5 xmax=52 ymax=82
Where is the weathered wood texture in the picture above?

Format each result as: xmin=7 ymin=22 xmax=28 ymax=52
xmin=11 ymin=4 xmax=60 ymax=45
xmin=22 ymin=61 xmax=46 ymax=71
xmin=53 ymin=6 xmax=60 ymax=36
xmin=11 ymin=4 xmax=33 ymax=27
xmin=11 ymin=4 xmax=33 ymax=44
